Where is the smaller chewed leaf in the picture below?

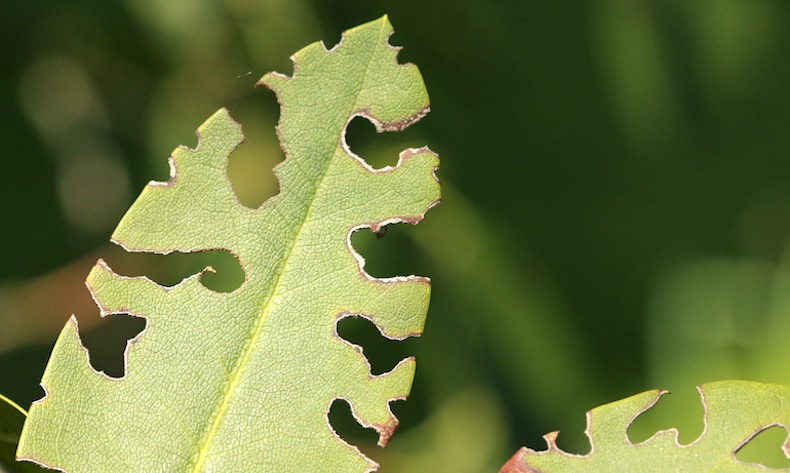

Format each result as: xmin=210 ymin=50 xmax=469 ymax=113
xmin=501 ymin=381 xmax=790 ymax=472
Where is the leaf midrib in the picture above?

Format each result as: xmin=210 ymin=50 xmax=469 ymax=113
xmin=189 ymin=38 xmax=380 ymax=472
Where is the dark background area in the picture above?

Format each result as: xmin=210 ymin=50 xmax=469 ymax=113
xmin=3 ymin=1 xmax=790 ymax=470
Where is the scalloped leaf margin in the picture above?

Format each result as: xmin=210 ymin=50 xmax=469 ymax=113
xmin=17 ymin=16 xmax=439 ymax=473
xmin=501 ymin=381 xmax=790 ymax=473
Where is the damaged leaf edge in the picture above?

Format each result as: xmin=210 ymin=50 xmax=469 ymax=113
xmin=329 ymin=311 xmax=418 ymax=446
xmin=500 ymin=388 xmax=667 ymax=472
xmin=500 ymin=382 xmax=790 ymax=473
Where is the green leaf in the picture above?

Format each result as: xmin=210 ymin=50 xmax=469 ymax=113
xmin=500 ymin=381 xmax=790 ymax=472
xmin=18 ymin=16 xmax=439 ymax=472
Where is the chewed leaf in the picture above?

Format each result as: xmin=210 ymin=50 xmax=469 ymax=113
xmin=501 ymin=381 xmax=790 ymax=473
xmin=18 ymin=16 xmax=439 ymax=473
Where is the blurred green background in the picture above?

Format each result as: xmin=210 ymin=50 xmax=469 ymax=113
xmin=3 ymin=0 xmax=790 ymax=470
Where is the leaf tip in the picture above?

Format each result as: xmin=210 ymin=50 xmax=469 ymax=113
xmin=373 ymin=410 xmax=399 ymax=447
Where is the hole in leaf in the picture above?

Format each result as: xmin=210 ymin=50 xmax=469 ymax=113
xmin=736 ymin=425 xmax=790 ymax=469
xmin=323 ymin=32 xmax=343 ymax=51
xmin=336 ymin=315 xmax=415 ymax=375
xmin=344 ymin=115 xmax=424 ymax=170
xmin=80 ymin=314 xmax=146 ymax=378
xmin=551 ymin=413 xmax=593 ymax=455
xmin=388 ymin=30 xmax=419 ymax=64
xmin=103 ymin=244 xmax=245 ymax=293
xmin=327 ymin=398 xmax=380 ymax=461
xmin=227 ymin=85 xmax=283 ymax=209
xmin=627 ymin=388 xmax=704 ymax=445
xmin=350 ymin=224 xmax=428 ymax=280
